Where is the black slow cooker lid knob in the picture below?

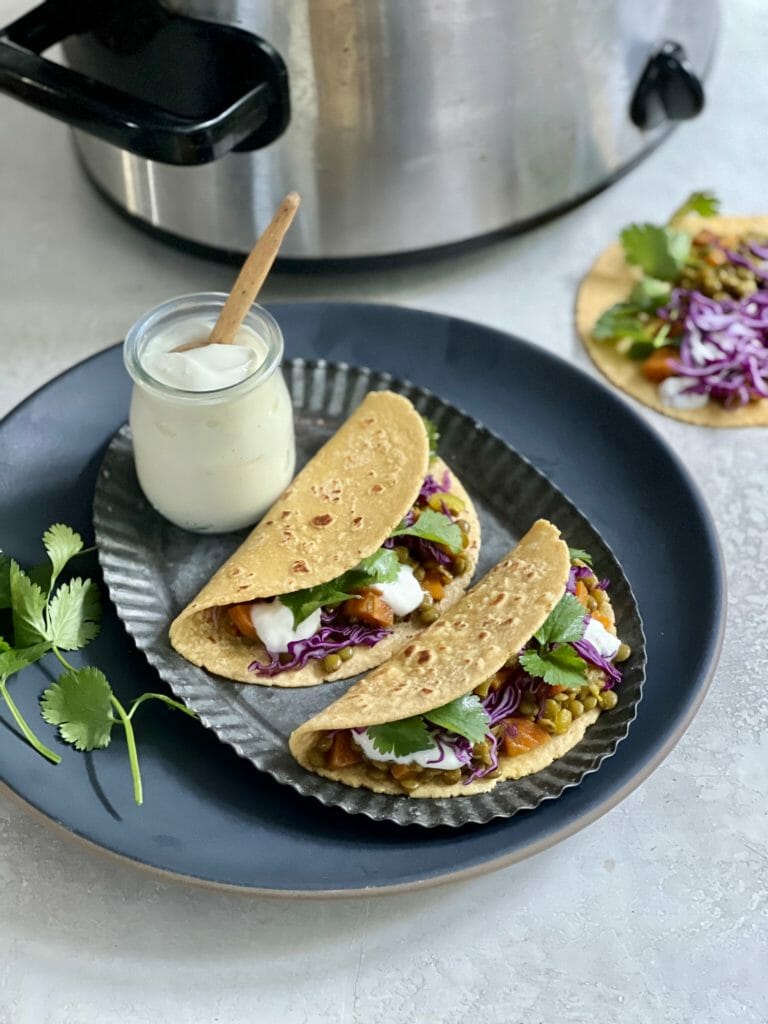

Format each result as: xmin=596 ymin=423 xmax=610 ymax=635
xmin=630 ymin=41 xmax=705 ymax=129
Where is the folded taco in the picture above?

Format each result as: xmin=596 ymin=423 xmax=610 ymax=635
xmin=289 ymin=520 xmax=630 ymax=795
xmin=169 ymin=390 xmax=480 ymax=687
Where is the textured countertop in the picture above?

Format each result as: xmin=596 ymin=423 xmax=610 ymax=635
xmin=1 ymin=1 xmax=766 ymax=1021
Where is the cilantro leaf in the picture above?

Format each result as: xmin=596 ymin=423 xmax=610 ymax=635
xmin=592 ymin=303 xmax=651 ymax=343
xmin=568 ymin=548 xmax=593 ymax=567
xmin=392 ymin=508 xmax=462 ymax=554
xmin=45 ymin=578 xmax=101 ymax=651
xmin=367 ymin=717 xmax=435 ymax=757
xmin=620 ymin=223 xmax=691 ymax=281
xmin=40 ymin=667 xmax=114 ymax=750
xmin=424 ymin=694 xmax=489 ymax=745
xmin=669 ymin=190 xmax=720 ymax=224
xmin=279 ymin=582 xmax=356 ymax=629
xmin=280 ymin=548 xmax=401 ymax=627
xmin=629 ymin=276 xmax=672 ymax=312
xmin=10 ymin=561 xmax=47 ymax=647
xmin=520 ymin=646 xmax=588 ymax=689
xmin=43 ymin=524 xmax=84 ymax=593
xmin=0 ymin=554 xmax=10 ymax=610
xmin=0 ymin=641 xmax=51 ymax=680
xmin=422 ymin=416 xmax=439 ymax=460
xmin=534 ymin=594 xmax=587 ymax=647
xmin=356 ymin=548 xmax=400 ymax=585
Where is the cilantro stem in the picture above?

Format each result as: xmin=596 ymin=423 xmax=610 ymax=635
xmin=127 ymin=692 xmax=197 ymax=721
xmin=109 ymin=696 xmax=143 ymax=806
xmin=52 ymin=647 xmax=75 ymax=673
xmin=0 ymin=681 xmax=61 ymax=764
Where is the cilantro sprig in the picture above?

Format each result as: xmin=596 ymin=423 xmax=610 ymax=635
xmin=391 ymin=508 xmax=462 ymax=554
xmin=280 ymin=547 xmax=400 ymax=627
xmin=1 ymin=524 xmax=196 ymax=804
xmin=519 ymin=594 xmax=588 ymax=689
xmin=366 ymin=693 xmax=491 ymax=758
xmin=594 ymin=191 xmax=720 ymax=347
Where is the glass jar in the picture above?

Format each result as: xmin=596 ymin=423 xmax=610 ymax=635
xmin=123 ymin=292 xmax=295 ymax=533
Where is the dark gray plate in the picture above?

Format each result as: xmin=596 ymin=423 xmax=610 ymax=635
xmin=93 ymin=361 xmax=645 ymax=827
xmin=0 ymin=302 xmax=724 ymax=894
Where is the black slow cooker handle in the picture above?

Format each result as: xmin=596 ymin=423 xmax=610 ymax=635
xmin=0 ymin=0 xmax=289 ymax=165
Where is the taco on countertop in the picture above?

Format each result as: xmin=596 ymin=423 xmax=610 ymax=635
xmin=169 ymin=390 xmax=480 ymax=687
xmin=577 ymin=190 xmax=768 ymax=426
xmin=289 ymin=520 xmax=631 ymax=796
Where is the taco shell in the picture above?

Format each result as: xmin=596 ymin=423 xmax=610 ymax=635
xmin=169 ymin=390 xmax=480 ymax=687
xmin=289 ymin=519 xmax=604 ymax=795
xmin=576 ymin=214 xmax=768 ymax=427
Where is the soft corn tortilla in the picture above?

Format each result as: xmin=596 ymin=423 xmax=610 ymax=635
xmin=576 ymin=214 xmax=768 ymax=427
xmin=169 ymin=390 xmax=480 ymax=687
xmin=290 ymin=519 xmax=606 ymax=795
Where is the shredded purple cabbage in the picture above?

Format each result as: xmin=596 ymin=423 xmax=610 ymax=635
xmin=249 ymin=609 xmax=391 ymax=677
xmin=572 ymin=638 xmax=621 ymax=689
xmin=417 ymin=470 xmax=452 ymax=503
xmin=657 ymin=287 xmax=768 ymax=406
xmin=748 ymin=240 xmax=768 ymax=262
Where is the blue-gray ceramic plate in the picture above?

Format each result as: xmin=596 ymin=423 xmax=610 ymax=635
xmin=0 ymin=302 xmax=724 ymax=895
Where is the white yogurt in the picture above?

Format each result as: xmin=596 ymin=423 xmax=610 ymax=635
xmin=372 ymin=564 xmax=424 ymax=617
xmin=125 ymin=297 xmax=296 ymax=534
xmin=249 ymin=599 xmax=322 ymax=653
xmin=658 ymin=376 xmax=709 ymax=410
xmin=582 ymin=617 xmax=621 ymax=660
xmin=351 ymin=728 xmax=466 ymax=770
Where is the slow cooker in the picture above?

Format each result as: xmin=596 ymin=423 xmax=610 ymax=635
xmin=0 ymin=0 xmax=718 ymax=260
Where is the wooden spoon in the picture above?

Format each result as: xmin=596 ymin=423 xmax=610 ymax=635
xmin=172 ymin=191 xmax=301 ymax=353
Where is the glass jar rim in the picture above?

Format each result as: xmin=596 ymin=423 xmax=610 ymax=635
xmin=123 ymin=291 xmax=284 ymax=402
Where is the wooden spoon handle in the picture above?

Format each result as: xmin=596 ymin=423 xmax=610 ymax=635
xmin=209 ymin=191 xmax=301 ymax=346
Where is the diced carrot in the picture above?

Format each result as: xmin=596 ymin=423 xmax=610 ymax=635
xmin=342 ymin=588 xmax=394 ymax=627
xmin=592 ymin=611 xmax=613 ymax=631
xmin=227 ymin=603 xmax=259 ymax=640
xmin=641 ymin=346 xmax=679 ymax=383
xmin=422 ymin=573 xmax=445 ymax=601
xmin=327 ymin=731 xmax=363 ymax=769
xmin=574 ymin=579 xmax=589 ymax=608
xmin=498 ymin=718 xmax=549 ymax=757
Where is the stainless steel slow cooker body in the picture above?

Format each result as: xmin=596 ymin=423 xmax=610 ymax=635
xmin=0 ymin=0 xmax=718 ymax=259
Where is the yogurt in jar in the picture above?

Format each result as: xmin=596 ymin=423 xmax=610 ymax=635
xmin=124 ymin=292 xmax=296 ymax=533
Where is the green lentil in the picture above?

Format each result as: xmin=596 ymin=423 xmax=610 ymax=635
xmin=568 ymin=699 xmax=585 ymax=718
xmin=339 ymin=646 xmax=354 ymax=661
xmin=518 ymin=699 xmax=538 ymax=717
xmin=599 ymin=689 xmax=619 ymax=710
xmin=420 ymin=606 xmax=440 ymax=625
xmin=615 ymin=642 xmax=632 ymax=663
xmin=399 ymin=776 xmax=421 ymax=792
xmin=321 ymin=653 xmax=343 ymax=673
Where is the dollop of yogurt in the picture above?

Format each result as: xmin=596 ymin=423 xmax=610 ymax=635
xmin=140 ymin=318 xmax=265 ymax=391
xmin=249 ymin=599 xmax=322 ymax=653
xmin=583 ymin=617 xmax=621 ymax=659
xmin=658 ymin=376 xmax=709 ymax=410
xmin=351 ymin=729 xmax=466 ymax=770
xmin=372 ymin=564 xmax=424 ymax=617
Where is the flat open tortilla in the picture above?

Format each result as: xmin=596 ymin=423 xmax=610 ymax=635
xmin=169 ymin=390 xmax=480 ymax=686
xmin=290 ymin=519 xmax=606 ymax=795
xmin=576 ymin=214 xmax=768 ymax=427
